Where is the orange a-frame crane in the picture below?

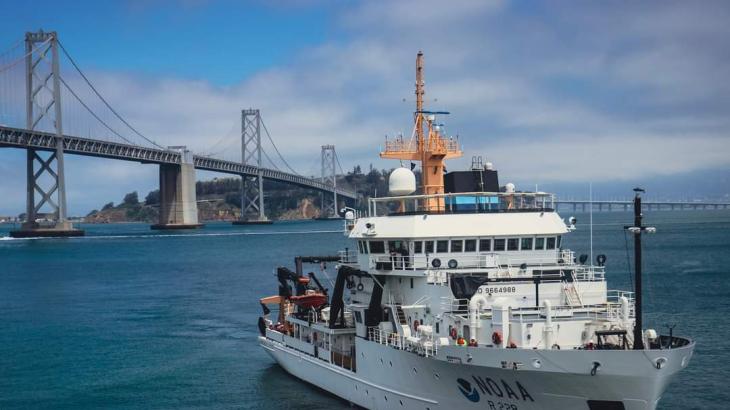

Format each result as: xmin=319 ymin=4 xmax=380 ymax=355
xmin=380 ymin=52 xmax=462 ymax=211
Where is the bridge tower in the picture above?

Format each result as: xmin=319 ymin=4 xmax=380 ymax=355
xmin=11 ymin=31 xmax=83 ymax=238
xmin=319 ymin=144 xmax=338 ymax=219
xmin=233 ymin=109 xmax=271 ymax=225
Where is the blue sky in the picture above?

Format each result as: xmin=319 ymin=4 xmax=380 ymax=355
xmin=0 ymin=0 xmax=729 ymax=215
xmin=1 ymin=1 xmax=336 ymax=85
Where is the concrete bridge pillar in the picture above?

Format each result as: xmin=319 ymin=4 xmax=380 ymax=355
xmin=151 ymin=148 xmax=202 ymax=230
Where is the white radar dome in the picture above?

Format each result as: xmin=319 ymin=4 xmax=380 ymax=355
xmin=505 ymin=182 xmax=515 ymax=193
xmin=389 ymin=167 xmax=417 ymax=196
xmin=485 ymin=162 xmax=494 ymax=170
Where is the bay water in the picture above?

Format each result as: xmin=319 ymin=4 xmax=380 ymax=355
xmin=1 ymin=211 xmax=729 ymax=409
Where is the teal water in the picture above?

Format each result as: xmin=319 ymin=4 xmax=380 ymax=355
xmin=1 ymin=211 xmax=729 ymax=409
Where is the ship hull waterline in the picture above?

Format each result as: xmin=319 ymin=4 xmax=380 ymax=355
xmin=260 ymin=335 xmax=694 ymax=410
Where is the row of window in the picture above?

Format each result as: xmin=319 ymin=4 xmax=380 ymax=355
xmin=357 ymin=236 xmax=562 ymax=254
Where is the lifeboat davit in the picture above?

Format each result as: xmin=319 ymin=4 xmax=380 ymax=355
xmin=290 ymin=292 xmax=327 ymax=309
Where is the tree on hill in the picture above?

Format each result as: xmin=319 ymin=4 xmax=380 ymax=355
xmin=123 ymin=191 xmax=139 ymax=206
xmin=102 ymin=202 xmax=114 ymax=210
xmin=145 ymin=190 xmax=160 ymax=205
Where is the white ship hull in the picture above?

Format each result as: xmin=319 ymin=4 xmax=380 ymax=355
xmin=260 ymin=335 xmax=694 ymax=410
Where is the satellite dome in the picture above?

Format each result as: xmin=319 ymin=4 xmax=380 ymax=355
xmin=389 ymin=167 xmax=416 ymax=196
xmin=505 ymin=183 xmax=516 ymax=193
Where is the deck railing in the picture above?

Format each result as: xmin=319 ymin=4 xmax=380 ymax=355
xmin=367 ymin=326 xmax=437 ymax=357
xmin=368 ymin=191 xmax=556 ymax=217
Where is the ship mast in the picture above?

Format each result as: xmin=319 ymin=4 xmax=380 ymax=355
xmin=626 ymin=187 xmax=655 ymax=350
xmin=381 ymin=51 xmax=462 ymax=211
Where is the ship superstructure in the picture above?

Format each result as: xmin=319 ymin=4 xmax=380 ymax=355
xmin=257 ymin=53 xmax=693 ymax=410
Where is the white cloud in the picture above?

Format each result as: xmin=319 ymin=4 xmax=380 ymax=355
xmin=1 ymin=0 xmax=729 ymax=215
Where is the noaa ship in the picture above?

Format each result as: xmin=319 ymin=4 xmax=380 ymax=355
xmin=257 ymin=52 xmax=694 ymax=410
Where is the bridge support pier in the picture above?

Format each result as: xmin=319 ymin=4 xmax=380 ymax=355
xmin=10 ymin=31 xmax=83 ymax=238
xmin=151 ymin=148 xmax=202 ymax=230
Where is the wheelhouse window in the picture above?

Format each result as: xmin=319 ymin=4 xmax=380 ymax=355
xmin=507 ymin=238 xmax=519 ymax=251
xmin=436 ymin=240 xmax=449 ymax=253
xmin=370 ymin=240 xmax=386 ymax=254
xmin=479 ymin=239 xmax=492 ymax=252
xmin=414 ymin=241 xmax=423 ymax=254
xmin=465 ymin=239 xmax=477 ymax=252
xmin=546 ymin=237 xmax=556 ymax=250
xmin=388 ymin=240 xmax=407 ymax=254
xmin=493 ymin=238 xmax=506 ymax=251
xmin=425 ymin=241 xmax=434 ymax=253
xmin=358 ymin=241 xmax=364 ymax=253
xmin=450 ymin=240 xmax=463 ymax=252
xmin=521 ymin=237 xmax=534 ymax=251
xmin=535 ymin=237 xmax=545 ymax=250
xmin=557 ymin=235 xmax=562 ymax=248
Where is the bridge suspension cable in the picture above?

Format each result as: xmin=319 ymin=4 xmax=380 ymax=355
xmin=59 ymin=76 xmax=137 ymax=145
xmin=0 ymin=38 xmax=51 ymax=73
xmin=57 ymin=40 xmax=165 ymax=149
xmin=260 ymin=117 xmax=300 ymax=176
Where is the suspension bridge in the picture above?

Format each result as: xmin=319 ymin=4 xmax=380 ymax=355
xmin=0 ymin=31 xmax=356 ymax=237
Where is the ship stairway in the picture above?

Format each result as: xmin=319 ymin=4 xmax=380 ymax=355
xmin=395 ymin=304 xmax=408 ymax=325
xmin=563 ymin=273 xmax=584 ymax=307
xmin=388 ymin=304 xmax=411 ymax=340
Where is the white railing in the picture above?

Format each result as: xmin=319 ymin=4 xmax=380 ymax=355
xmin=440 ymin=295 xmax=635 ymax=322
xmin=369 ymin=327 xmax=403 ymax=349
xmin=575 ymin=266 xmax=605 ymax=281
xmin=367 ymin=326 xmax=437 ymax=357
xmin=368 ymin=191 xmax=556 ymax=216
xmin=440 ymin=297 xmax=470 ymax=315
xmin=339 ymin=249 xmax=358 ymax=264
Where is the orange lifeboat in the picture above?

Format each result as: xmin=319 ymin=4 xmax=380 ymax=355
xmin=289 ymin=291 xmax=327 ymax=309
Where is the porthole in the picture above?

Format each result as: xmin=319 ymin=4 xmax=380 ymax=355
xmin=361 ymin=352 xmax=365 ymax=358
xmin=389 ymin=361 xmax=393 ymax=367
xmin=433 ymin=372 xmax=440 ymax=380
xmin=400 ymin=399 xmax=404 ymax=406
xmin=412 ymin=367 xmax=417 ymax=374
xmin=380 ymin=358 xmax=383 ymax=364
xmin=385 ymin=395 xmax=388 ymax=401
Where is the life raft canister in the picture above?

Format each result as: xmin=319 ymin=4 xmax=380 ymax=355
xmin=450 ymin=327 xmax=458 ymax=340
xmin=492 ymin=331 xmax=503 ymax=346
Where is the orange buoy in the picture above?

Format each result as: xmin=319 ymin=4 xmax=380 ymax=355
xmin=492 ymin=331 xmax=503 ymax=346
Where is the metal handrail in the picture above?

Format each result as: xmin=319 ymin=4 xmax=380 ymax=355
xmin=368 ymin=191 xmax=556 ymax=216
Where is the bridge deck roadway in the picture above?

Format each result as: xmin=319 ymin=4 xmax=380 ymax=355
xmin=0 ymin=125 xmax=357 ymax=199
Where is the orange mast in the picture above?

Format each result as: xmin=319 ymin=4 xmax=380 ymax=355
xmin=380 ymin=51 xmax=462 ymax=211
